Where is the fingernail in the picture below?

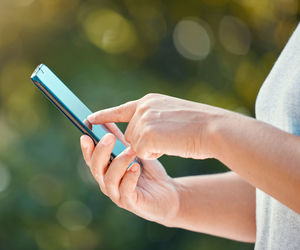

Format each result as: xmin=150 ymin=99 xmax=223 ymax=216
xmin=130 ymin=164 xmax=139 ymax=173
xmin=80 ymin=136 xmax=87 ymax=148
xmin=101 ymin=134 xmax=113 ymax=145
xmin=87 ymin=114 xmax=95 ymax=123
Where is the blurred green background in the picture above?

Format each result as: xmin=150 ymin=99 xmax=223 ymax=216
xmin=0 ymin=0 xmax=299 ymax=249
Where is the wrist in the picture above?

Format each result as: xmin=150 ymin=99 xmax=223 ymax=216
xmin=198 ymin=104 xmax=242 ymax=159
xmin=203 ymin=107 xmax=248 ymax=160
xmin=193 ymin=104 xmax=227 ymax=159
xmin=159 ymin=178 xmax=186 ymax=228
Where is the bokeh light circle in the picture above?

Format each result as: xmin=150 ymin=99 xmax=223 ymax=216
xmin=57 ymin=200 xmax=92 ymax=231
xmin=173 ymin=18 xmax=211 ymax=60
xmin=83 ymin=9 xmax=138 ymax=54
xmin=12 ymin=0 xmax=35 ymax=7
xmin=219 ymin=16 xmax=251 ymax=55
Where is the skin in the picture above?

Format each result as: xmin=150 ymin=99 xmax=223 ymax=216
xmin=80 ymin=93 xmax=300 ymax=243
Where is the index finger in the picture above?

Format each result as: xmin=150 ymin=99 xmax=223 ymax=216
xmin=88 ymin=100 xmax=137 ymax=124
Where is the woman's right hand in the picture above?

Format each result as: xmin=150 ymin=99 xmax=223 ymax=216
xmin=87 ymin=93 xmax=222 ymax=160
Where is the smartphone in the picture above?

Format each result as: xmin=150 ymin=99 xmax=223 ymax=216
xmin=31 ymin=64 xmax=141 ymax=167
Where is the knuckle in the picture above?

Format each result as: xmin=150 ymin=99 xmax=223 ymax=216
xmin=146 ymin=109 xmax=160 ymax=120
xmin=105 ymin=183 xmax=114 ymax=195
xmin=137 ymin=102 xmax=159 ymax=121
xmin=137 ymin=103 xmax=149 ymax=115
xmin=142 ymin=125 xmax=154 ymax=138
xmin=117 ymin=200 xmax=127 ymax=210
xmin=143 ymin=93 xmax=157 ymax=100
xmin=139 ymin=113 xmax=149 ymax=124
xmin=119 ymin=194 xmax=131 ymax=210
xmin=140 ymin=109 xmax=158 ymax=125
xmin=98 ymin=183 xmax=108 ymax=196
xmin=105 ymin=184 xmax=118 ymax=201
xmin=103 ymin=174 xmax=114 ymax=187
xmin=110 ymin=194 xmax=120 ymax=204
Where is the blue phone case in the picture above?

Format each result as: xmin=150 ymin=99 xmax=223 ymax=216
xmin=31 ymin=64 xmax=141 ymax=167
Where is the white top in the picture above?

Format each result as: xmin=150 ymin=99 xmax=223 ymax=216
xmin=255 ymin=23 xmax=300 ymax=249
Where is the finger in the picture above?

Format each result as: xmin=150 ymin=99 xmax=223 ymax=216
xmin=104 ymin=123 xmax=129 ymax=146
xmin=128 ymin=116 xmax=144 ymax=151
xmin=119 ymin=163 xmax=140 ymax=208
xmin=88 ymin=100 xmax=138 ymax=124
xmin=80 ymin=135 xmax=95 ymax=166
xmin=103 ymin=147 xmax=137 ymax=202
xmin=90 ymin=133 xmax=115 ymax=185
xmin=123 ymin=114 xmax=139 ymax=145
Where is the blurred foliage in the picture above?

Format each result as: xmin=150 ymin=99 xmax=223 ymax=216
xmin=0 ymin=0 xmax=299 ymax=249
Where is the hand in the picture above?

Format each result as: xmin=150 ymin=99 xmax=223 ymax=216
xmin=80 ymin=125 xmax=180 ymax=225
xmin=88 ymin=93 xmax=221 ymax=160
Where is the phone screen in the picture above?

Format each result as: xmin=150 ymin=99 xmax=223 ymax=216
xmin=31 ymin=64 xmax=129 ymax=160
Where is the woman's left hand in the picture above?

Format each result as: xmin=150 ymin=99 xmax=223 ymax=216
xmin=80 ymin=124 xmax=180 ymax=225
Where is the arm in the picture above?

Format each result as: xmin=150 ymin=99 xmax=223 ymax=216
xmin=172 ymin=172 xmax=256 ymax=243
xmin=80 ymin=125 xmax=256 ymax=243
xmin=88 ymin=93 xmax=300 ymax=213
xmin=206 ymin=111 xmax=300 ymax=214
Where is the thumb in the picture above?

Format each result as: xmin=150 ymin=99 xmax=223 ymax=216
xmin=88 ymin=100 xmax=137 ymax=124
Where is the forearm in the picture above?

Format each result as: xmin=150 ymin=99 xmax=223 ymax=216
xmin=166 ymin=172 xmax=256 ymax=243
xmin=206 ymin=111 xmax=300 ymax=213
